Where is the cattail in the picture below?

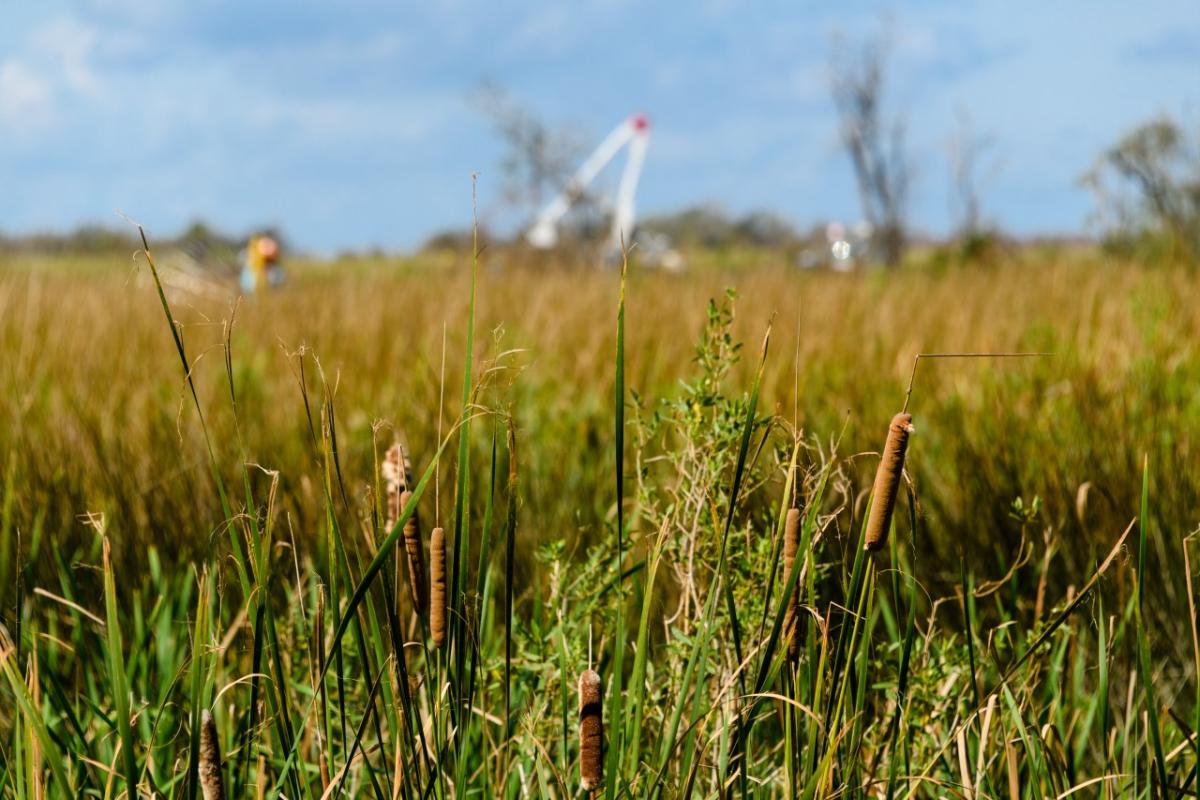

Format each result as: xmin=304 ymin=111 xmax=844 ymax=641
xmin=382 ymin=442 xmax=413 ymax=531
xmin=864 ymin=412 xmax=914 ymax=552
xmin=579 ymin=668 xmax=603 ymax=792
xmin=782 ymin=507 xmax=802 ymax=662
xmin=429 ymin=526 xmax=447 ymax=648
xmin=401 ymin=489 xmax=428 ymax=615
xmin=198 ymin=709 xmax=225 ymax=800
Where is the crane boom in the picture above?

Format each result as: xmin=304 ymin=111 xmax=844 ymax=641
xmin=527 ymin=114 xmax=651 ymax=251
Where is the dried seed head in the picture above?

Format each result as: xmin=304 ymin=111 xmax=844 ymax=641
xmin=864 ymin=412 xmax=914 ymax=552
xmin=400 ymin=490 xmax=428 ymax=615
xmin=782 ymin=507 xmax=803 ymax=662
xmin=382 ymin=442 xmax=412 ymax=531
xmin=429 ymin=526 xmax=447 ymax=648
xmin=578 ymin=668 xmax=603 ymax=791
xmin=199 ymin=709 xmax=225 ymax=800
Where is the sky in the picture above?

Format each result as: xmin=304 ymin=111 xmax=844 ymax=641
xmin=1 ymin=1 xmax=1197 ymax=253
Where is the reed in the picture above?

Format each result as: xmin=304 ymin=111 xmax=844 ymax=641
xmin=579 ymin=668 xmax=603 ymax=792
xmin=430 ymin=525 xmax=447 ymax=647
xmin=382 ymin=442 xmax=413 ymax=531
xmin=864 ymin=412 xmax=913 ymax=551
xmin=401 ymin=489 xmax=428 ymax=615
xmin=198 ymin=709 xmax=225 ymax=800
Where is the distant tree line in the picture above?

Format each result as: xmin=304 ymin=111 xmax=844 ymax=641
xmin=638 ymin=207 xmax=803 ymax=250
xmin=0 ymin=221 xmax=270 ymax=264
xmin=0 ymin=225 xmax=139 ymax=255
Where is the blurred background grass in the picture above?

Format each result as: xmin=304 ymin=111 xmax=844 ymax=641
xmin=3 ymin=248 xmax=1195 ymax=595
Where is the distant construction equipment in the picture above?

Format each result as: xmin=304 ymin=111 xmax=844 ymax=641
xmin=526 ymin=114 xmax=682 ymax=270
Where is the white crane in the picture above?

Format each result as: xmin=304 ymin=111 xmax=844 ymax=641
xmin=526 ymin=113 xmax=651 ymax=255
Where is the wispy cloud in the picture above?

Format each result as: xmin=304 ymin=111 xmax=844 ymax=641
xmin=0 ymin=60 xmax=54 ymax=133
xmin=1124 ymin=27 xmax=1200 ymax=63
xmin=0 ymin=15 xmax=110 ymax=137
xmin=29 ymin=17 xmax=106 ymax=97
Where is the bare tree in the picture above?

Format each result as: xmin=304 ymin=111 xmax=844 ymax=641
xmin=947 ymin=108 xmax=1001 ymax=239
xmin=829 ymin=27 xmax=912 ymax=267
xmin=1082 ymin=115 xmax=1200 ymax=260
xmin=471 ymin=83 xmax=583 ymax=225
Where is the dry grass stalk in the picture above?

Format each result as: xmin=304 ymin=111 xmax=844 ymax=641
xmin=199 ymin=709 xmax=225 ymax=800
xmin=579 ymin=668 xmax=603 ymax=792
xmin=429 ymin=526 xmax=447 ymax=648
xmin=782 ymin=506 xmax=802 ymax=662
xmin=864 ymin=412 xmax=914 ymax=552
xmin=27 ymin=649 xmax=42 ymax=800
xmin=255 ymin=747 xmax=267 ymax=800
xmin=400 ymin=490 xmax=428 ymax=614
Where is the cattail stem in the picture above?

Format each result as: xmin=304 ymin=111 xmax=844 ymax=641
xmin=864 ymin=412 xmax=913 ymax=552
xmin=430 ymin=526 xmax=447 ymax=648
xmin=199 ymin=709 xmax=226 ymax=800
xmin=401 ymin=490 xmax=428 ymax=615
xmin=579 ymin=668 xmax=603 ymax=792
xmin=782 ymin=507 xmax=802 ymax=661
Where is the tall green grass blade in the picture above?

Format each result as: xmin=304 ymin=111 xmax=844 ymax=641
xmin=960 ymin=559 xmax=980 ymax=710
xmin=449 ymin=187 xmax=480 ymax=743
xmin=605 ymin=252 xmax=629 ymax=799
xmin=1135 ymin=456 xmax=1167 ymax=790
xmin=652 ymin=589 xmax=719 ymax=798
xmin=102 ymin=537 xmax=141 ymax=798
xmin=186 ymin=570 xmax=211 ymax=800
xmin=503 ymin=421 xmax=518 ymax=785
xmin=136 ymin=229 xmax=243 ymax=591
xmin=461 ymin=427 xmax=500 ymax=797
xmin=1 ymin=632 xmax=71 ymax=793
xmin=1097 ymin=585 xmax=1110 ymax=767
xmin=0 ymin=451 xmax=14 ymax=609
xmin=626 ymin=520 xmax=668 ymax=787
xmin=884 ymin=561 xmax=918 ymax=800
xmin=311 ymin=659 xmax=388 ymax=799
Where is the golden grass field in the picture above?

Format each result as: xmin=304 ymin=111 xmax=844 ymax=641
xmin=3 ymin=249 xmax=1196 ymax=576
xmin=2 ymin=246 xmax=1200 ymax=797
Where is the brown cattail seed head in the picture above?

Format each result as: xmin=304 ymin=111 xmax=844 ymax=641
xmin=429 ymin=526 xmax=447 ymax=648
xmin=382 ymin=443 xmax=412 ymax=531
xmin=864 ymin=412 xmax=914 ymax=552
xmin=782 ymin=507 xmax=803 ymax=662
xmin=401 ymin=490 xmax=428 ymax=615
xmin=578 ymin=668 xmax=603 ymax=791
xmin=199 ymin=709 xmax=226 ymax=800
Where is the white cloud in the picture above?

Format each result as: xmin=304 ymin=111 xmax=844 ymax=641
xmin=242 ymin=92 xmax=460 ymax=145
xmin=0 ymin=14 xmax=112 ymax=136
xmin=504 ymin=6 xmax=578 ymax=57
xmin=786 ymin=64 xmax=829 ymax=105
xmin=0 ymin=59 xmax=54 ymax=133
xmin=29 ymin=16 xmax=105 ymax=99
xmin=894 ymin=23 xmax=938 ymax=62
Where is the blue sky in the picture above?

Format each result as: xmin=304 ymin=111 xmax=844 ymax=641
xmin=1 ymin=1 xmax=1197 ymax=253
